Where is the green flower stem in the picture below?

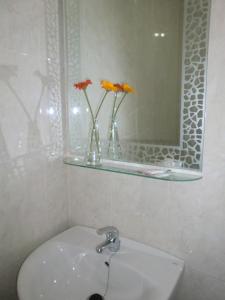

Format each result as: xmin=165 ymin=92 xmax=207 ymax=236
xmin=112 ymin=93 xmax=118 ymax=121
xmin=83 ymin=89 xmax=95 ymax=124
xmin=109 ymin=93 xmax=118 ymax=143
xmin=113 ymin=93 xmax=127 ymax=119
xmin=108 ymin=92 xmax=127 ymax=155
xmin=92 ymin=91 xmax=109 ymax=154
xmin=95 ymin=91 xmax=109 ymax=120
xmin=83 ymin=89 xmax=100 ymax=153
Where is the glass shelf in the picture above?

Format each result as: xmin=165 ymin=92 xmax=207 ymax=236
xmin=64 ymin=156 xmax=202 ymax=182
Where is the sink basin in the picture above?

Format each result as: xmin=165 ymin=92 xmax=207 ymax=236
xmin=17 ymin=226 xmax=184 ymax=300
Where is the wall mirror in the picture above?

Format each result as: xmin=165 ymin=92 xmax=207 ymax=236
xmin=63 ymin=0 xmax=211 ymax=181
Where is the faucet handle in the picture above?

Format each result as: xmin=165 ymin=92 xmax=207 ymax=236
xmin=97 ymin=226 xmax=119 ymax=239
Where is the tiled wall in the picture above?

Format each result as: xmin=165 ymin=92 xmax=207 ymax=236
xmin=67 ymin=1 xmax=225 ymax=299
xmin=0 ymin=1 xmax=68 ymax=299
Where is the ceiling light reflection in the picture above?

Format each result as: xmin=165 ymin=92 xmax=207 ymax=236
xmin=72 ymin=107 xmax=80 ymax=115
xmin=153 ymin=33 xmax=166 ymax=38
xmin=47 ymin=107 xmax=54 ymax=115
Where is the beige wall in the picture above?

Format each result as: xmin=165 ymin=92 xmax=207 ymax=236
xmin=78 ymin=0 xmax=182 ymax=145
xmin=0 ymin=1 xmax=68 ymax=299
xmin=67 ymin=1 xmax=225 ymax=299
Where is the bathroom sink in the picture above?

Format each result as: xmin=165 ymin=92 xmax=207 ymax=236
xmin=17 ymin=226 xmax=184 ymax=300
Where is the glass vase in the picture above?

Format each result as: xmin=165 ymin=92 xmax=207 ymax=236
xmin=86 ymin=120 xmax=101 ymax=166
xmin=108 ymin=118 xmax=122 ymax=160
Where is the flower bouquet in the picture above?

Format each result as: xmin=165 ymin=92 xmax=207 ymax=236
xmin=74 ymin=79 xmax=134 ymax=166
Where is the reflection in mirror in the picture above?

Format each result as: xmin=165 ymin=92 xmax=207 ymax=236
xmin=63 ymin=0 xmax=211 ymax=174
xmin=79 ymin=0 xmax=183 ymax=146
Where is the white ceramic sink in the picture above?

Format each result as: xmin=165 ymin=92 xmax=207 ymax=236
xmin=17 ymin=226 xmax=184 ymax=300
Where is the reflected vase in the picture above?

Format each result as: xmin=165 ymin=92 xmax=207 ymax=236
xmin=86 ymin=121 xmax=101 ymax=166
xmin=108 ymin=119 xmax=122 ymax=160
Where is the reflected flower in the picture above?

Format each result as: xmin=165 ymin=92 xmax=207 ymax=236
xmin=74 ymin=79 xmax=92 ymax=90
xmin=122 ymin=83 xmax=134 ymax=94
xmin=101 ymin=80 xmax=117 ymax=92
xmin=113 ymin=83 xmax=124 ymax=93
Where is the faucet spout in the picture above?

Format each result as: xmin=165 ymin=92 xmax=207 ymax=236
xmin=96 ymin=240 xmax=112 ymax=253
xmin=96 ymin=226 xmax=120 ymax=254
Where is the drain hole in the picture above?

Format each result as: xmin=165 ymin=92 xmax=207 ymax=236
xmin=88 ymin=294 xmax=104 ymax=300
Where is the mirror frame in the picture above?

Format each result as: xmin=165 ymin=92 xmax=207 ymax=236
xmin=63 ymin=0 xmax=211 ymax=171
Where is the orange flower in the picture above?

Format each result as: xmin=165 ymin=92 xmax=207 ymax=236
xmin=74 ymin=79 xmax=92 ymax=90
xmin=122 ymin=83 xmax=134 ymax=93
xmin=101 ymin=80 xmax=117 ymax=92
xmin=113 ymin=83 xmax=124 ymax=92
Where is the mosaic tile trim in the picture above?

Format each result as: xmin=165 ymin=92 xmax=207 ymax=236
xmin=45 ymin=0 xmax=63 ymax=158
xmin=64 ymin=0 xmax=81 ymax=151
xmin=65 ymin=0 xmax=211 ymax=170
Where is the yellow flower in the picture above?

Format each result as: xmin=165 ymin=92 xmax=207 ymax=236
xmin=122 ymin=83 xmax=134 ymax=93
xmin=101 ymin=80 xmax=117 ymax=92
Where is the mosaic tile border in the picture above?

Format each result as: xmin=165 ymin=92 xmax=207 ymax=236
xmin=64 ymin=0 xmax=211 ymax=170
xmin=45 ymin=0 xmax=63 ymax=158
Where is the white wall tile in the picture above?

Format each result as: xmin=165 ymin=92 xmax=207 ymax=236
xmin=0 ymin=1 xmax=68 ymax=299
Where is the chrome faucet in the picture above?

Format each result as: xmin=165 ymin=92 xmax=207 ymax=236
xmin=96 ymin=226 xmax=120 ymax=253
